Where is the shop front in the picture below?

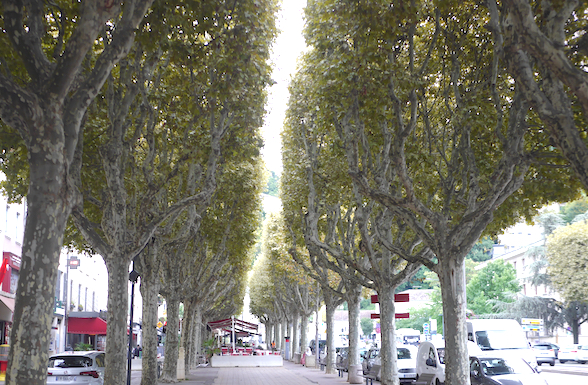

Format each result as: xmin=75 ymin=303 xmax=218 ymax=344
xmin=67 ymin=312 xmax=107 ymax=351
xmin=0 ymin=252 xmax=20 ymax=345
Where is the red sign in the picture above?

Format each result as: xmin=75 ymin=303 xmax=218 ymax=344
xmin=68 ymin=257 xmax=80 ymax=269
xmin=371 ymin=313 xmax=410 ymax=319
xmin=371 ymin=293 xmax=409 ymax=303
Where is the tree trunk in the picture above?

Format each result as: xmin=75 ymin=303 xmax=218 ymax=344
xmin=572 ymin=318 xmax=579 ymax=344
xmin=275 ymin=321 xmax=282 ymax=351
xmin=325 ymin=301 xmax=336 ymax=374
xmin=103 ymin=256 xmax=131 ymax=385
xmin=6 ymin=158 xmax=70 ymax=385
xmin=281 ymin=320 xmax=287 ymax=353
xmin=160 ymin=297 xmax=180 ymax=382
xmin=192 ymin=306 xmax=203 ymax=366
xmin=300 ymin=314 xmax=309 ymax=357
xmin=438 ymin=257 xmax=470 ymax=385
xmin=347 ymin=290 xmax=362 ymax=384
xmin=140 ymin=262 xmax=161 ymax=385
xmin=292 ymin=311 xmax=300 ymax=356
xmin=378 ymin=286 xmax=398 ymax=385
xmin=181 ymin=300 xmax=195 ymax=374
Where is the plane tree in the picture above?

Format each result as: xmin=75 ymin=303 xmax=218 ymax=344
xmin=282 ymin=74 xmax=425 ymax=384
xmin=0 ymin=2 xmax=154 ymax=383
xmin=294 ymin=1 xmax=578 ymax=384
xmin=498 ymin=0 xmax=588 ymax=189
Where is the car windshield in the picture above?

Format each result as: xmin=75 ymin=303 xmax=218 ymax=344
xmin=49 ymin=356 xmax=93 ymax=368
xmin=534 ymin=345 xmax=550 ymax=350
xmin=398 ymin=348 xmax=412 ymax=360
xmin=475 ymin=330 xmax=529 ymax=350
xmin=479 ymin=357 xmax=534 ymax=376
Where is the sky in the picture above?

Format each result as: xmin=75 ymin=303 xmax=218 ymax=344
xmin=260 ymin=1 xmax=307 ymax=175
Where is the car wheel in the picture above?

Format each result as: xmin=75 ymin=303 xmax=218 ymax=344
xmin=538 ymin=362 xmax=542 ymax=366
xmin=580 ymin=361 xmax=587 ymax=364
xmin=560 ymin=360 xmax=567 ymax=364
xmin=435 ymin=379 xmax=442 ymax=385
xmin=550 ymin=361 xmax=555 ymax=366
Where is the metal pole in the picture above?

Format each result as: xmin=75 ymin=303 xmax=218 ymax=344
xmin=127 ymin=261 xmax=138 ymax=385
xmin=231 ymin=316 xmax=236 ymax=353
xmin=64 ymin=257 xmax=69 ymax=351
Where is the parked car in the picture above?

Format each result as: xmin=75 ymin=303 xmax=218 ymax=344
xmin=371 ymin=344 xmax=417 ymax=384
xmin=532 ymin=343 xmax=556 ymax=366
xmin=309 ymin=339 xmax=326 ymax=354
xmin=416 ymin=340 xmax=446 ymax=384
xmin=469 ymin=354 xmax=549 ymax=385
xmin=47 ymin=351 xmax=105 ymax=384
xmin=467 ymin=319 xmax=538 ymax=370
xmin=578 ymin=345 xmax=588 ymax=364
xmin=362 ymin=347 xmax=380 ymax=374
xmin=558 ymin=344 xmax=582 ymax=364
xmin=336 ymin=347 xmax=349 ymax=371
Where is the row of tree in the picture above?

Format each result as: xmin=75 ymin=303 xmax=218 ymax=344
xmin=0 ymin=1 xmax=277 ymax=384
xmin=251 ymin=2 xmax=588 ymax=385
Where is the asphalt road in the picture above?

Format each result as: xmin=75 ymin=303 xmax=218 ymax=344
xmin=540 ymin=361 xmax=588 ymax=385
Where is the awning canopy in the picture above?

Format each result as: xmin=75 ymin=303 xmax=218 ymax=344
xmin=67 ymin=317 xmax=107 ymax=335
xmin=207 ymin=318 xmax=258 ymax=335
xmin=0 ymin=295 xmax=15 ymax=312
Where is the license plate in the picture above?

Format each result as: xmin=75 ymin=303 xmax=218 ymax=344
xmin=56 ymin=376 xmax=76 ymax=381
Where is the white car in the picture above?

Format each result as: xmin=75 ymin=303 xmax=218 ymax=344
xmin=371 ymin=344 xmax=417 ymax=383
xmin=416 ymin=340 xmax=446 ymax=384
xmin=578 ymin=345 xmax=588 ymax=364
xmin=47 ymin=351 xmax=105 ymax=384
xmin=532 ymin=343 xmax=556 ymax=366
xmin=558 ymin=344 xmax=582 ymax=364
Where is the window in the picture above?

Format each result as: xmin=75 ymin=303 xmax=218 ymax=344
xmin=56 ymin=271 xmax=62 ymax=301
xmin=92 ymin=292 xmax=95 ymax=312
xmin=85 ymin=288 xmax=88 ymax=311
xmin=78 ymin=284 xmax=81 ymax=307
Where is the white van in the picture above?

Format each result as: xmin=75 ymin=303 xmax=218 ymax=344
xmin=466 ymin=319 xmax=538 ymax=370
xmin=416 ymin=340 xmax=482 ymax=384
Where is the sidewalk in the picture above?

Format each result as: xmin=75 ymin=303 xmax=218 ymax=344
xmin=130 ymin=358 xmax=361 ymax=385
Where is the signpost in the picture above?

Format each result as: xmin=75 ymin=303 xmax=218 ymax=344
xmin=521 ymin=318 xmax=543 ymax=332
xmin=370 ymin=293 xmax=410 ymax=319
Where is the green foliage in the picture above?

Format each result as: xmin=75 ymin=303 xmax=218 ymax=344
xmin=466 ymin=259 xmax=521 ymax=316
xmin=360 ymin=298 xmax=376 ymax=310
xmin=465 ymin=237 xmax=495 ymax=263
xmin=547 ymin=220 xmax=588 ymax=303
xmin=263 ymin=170 xmax=280 ymax=197
xmin=395 ymin=307 xmax=439 ymax=334
xmin=74 ymin=343 xmax=93 ymax=351
xmin=360 ymin=317 xmax=374 ymax=337
xmin=560 ymin=198 xmax=588 ymax=224
xmin=396 ymin=267 xmax=435 ymax=292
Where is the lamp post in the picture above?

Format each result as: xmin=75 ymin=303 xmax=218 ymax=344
xmin=64 ymin=256 xmax=80 ymax=351
xmin=127 ymin=259 xmax=140 ymax=385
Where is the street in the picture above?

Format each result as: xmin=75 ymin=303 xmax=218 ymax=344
xmin=539 ymin=362 xmax=588 ymax=385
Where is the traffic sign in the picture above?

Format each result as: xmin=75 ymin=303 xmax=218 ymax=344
xmin=371 ymin=293 xmax=410 ymax=303
xmin=371 ymin=313 xmax=409 ymax=319
xmin=423 ymin=322 xmax=430 ymax=335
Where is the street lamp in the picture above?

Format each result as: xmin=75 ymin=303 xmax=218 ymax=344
xmin=126 ymin=259 xmax=140 ymax=385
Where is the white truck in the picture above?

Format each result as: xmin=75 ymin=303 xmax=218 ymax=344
xmin=416 ymin=319 xmax=537 ymax=384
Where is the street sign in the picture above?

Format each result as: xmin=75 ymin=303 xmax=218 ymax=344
xmin=521 ymin=318 xmax=543 ymax=325
xmin=371 ymin=293 xmax=410 ymax=303
xmin=68 ymin=256 xmax=80 ymax=269
xmin=371 ymin=313 xmax=409 ymax=319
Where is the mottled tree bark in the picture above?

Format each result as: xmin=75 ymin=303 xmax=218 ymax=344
xmin=378 ymin=287 xmax=399 ymax=385
xmin=438 ymin=257 xmax=469 ymax=385
xmin=104 ymin=256 xmax=132 ymax=385
xmin=139 ymin=249 xmax=161 ymax=385
xmin=160 ymin=297 xmax=180 ymax=382
xmin=346 ymin=288 xmax=362 ymax=384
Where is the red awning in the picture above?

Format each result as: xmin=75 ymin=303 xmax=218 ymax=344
xmin=67 ymin=317 xmax=107 ymax=335
xmin=0 ymin=295 xmax=15 ymax=312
